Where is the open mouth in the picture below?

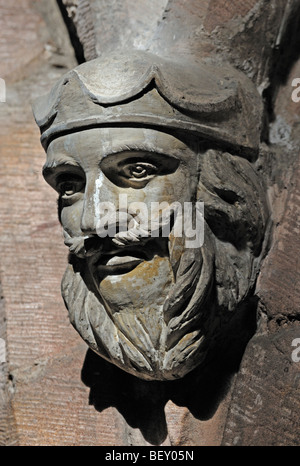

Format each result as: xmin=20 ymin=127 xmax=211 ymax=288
xmin=86 ymin=237 xmax=169 ymax=278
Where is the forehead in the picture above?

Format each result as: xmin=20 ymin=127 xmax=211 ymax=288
xmin=46 ymin=127 xmax=194 ymax=169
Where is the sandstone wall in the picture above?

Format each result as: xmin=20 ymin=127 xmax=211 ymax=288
xmin=0 ymin=0 xmax=299 ymax=446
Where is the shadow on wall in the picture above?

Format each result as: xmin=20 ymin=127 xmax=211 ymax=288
xmin=81 ymin=298 xmax=257 ymax=445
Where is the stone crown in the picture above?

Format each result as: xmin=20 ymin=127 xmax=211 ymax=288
xmin=33 ymin=50 xmax=263 ymax=160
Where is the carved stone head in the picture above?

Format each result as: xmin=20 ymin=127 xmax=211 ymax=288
xmin=33 ymin=51 xmax=269 ymax=381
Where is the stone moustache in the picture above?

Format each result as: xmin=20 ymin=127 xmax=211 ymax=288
xmin=33 ymin=50 xmax=270 ymax=381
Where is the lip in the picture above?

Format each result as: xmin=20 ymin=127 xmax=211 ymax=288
xmin=92 ymin=248 xmax=149 ymax=276
xmin=87 ymin=239 xmax=164 ymax=277
xmin=105 ymin=255 xmax=143 ymax=266
xmin=97 ymin=257 xmax=144 ymax=275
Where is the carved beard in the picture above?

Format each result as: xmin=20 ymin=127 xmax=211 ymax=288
xmin=61 ymin=150 xmax=269 ymax=381
xmin=61 ymin=219 xmax=216 ymax=381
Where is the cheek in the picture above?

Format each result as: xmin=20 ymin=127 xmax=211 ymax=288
xmin=60 ymin=200 xmax=84 ymax=236
xmin=143 ymin=170 xmax=194 ymax=205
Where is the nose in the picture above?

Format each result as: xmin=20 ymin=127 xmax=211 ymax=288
xmin=80 ymin=200 xmax=97 ymax=236
xmin=80 ymin=172 xmax=120 ymax=236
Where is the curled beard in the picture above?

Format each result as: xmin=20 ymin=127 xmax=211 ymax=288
xmin=61 ymin=218 xmax=217 ymax=381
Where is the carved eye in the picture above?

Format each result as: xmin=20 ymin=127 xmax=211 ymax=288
xmin=100 ymin=151 xmax=180 ymax=189
xmin=57 ymin=175 xmax=85 ymax=197
xmin=123 ymin=163 xmax=157 ymax=180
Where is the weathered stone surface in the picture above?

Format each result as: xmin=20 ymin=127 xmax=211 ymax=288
xmin=61 ymin=0 xmax=300 ymax=93
xmin=222 ymin=324 xmax=300 ymax=446
xmin=0 ymin=0 xmax=299 ymax=446
xmin=60 ymin=0 xmax=170 ymax=61
xmin=0 ymin=0 xmax=96 ymax=446
xmin=0 ymin=0 xmax=44 ymax=82
xmin=221 ymin=55 xmax=300 ymax=446
xmin=0 ymin=284 xmax=18 ymax=446
xmin=257 ymin=62 xmax=300 ymax=325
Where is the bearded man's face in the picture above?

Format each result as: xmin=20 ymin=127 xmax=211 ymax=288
xmin=43 ymin=126 xmax=268 ymax=380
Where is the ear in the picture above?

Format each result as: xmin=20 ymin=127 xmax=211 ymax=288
xmin=197 ymin=150 xmax=269 ymax=256
xmin=197 ymin=149 xmax=270 ymax=309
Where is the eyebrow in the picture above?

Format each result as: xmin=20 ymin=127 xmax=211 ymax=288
xmin=43 ymin=142 xmax=180 ymax=173
xmin=104 ymin=144 xmax=172 ymax=157
xmin=43 ymin=158 xmax=80 ymax=170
